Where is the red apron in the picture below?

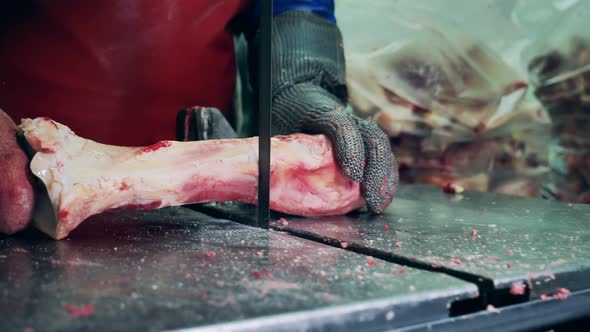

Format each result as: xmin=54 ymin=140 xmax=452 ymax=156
xmin=0 ymin=0 xmax=247 ymax=146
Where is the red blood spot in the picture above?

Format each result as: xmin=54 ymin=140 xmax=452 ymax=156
xmin=452 ymin=259 xmax=462 ymax=265
xmin=510 ymin=281 xmax=526 ymax=295
xmin=204 ymin=251 xmax=216 ymax=257
xmin=136 ymin=141 xmax=172 ymax=154
xmin=471 ymin=229 xmax=478 ymax=237
xmin=65 ymin=304 xmax=94 ymax=317
xmin=265 ymin=273 xmax=272 ymax=278
xmin=58 ymin=210 xmax=69 ymax=219
xmin=279 ymin=218 xmax=289 ymax=226
xmin=262 ymin=267 xmax=268 ymax=273
xmin=399 ymin=269 xmax=406 ymax=274
xmin=119 ymin=182 xmax=130 ymax=191
xmin=340 ymin=242 xmax=349 ymax=249
xmin=28 ymin=136 xmax=55 ymax=153
xmin=50 ymin=259 xmax=58 ymax=265
xmin=383 ymin=225 xmax=390 ymax=231
xmin=367 ymin=258 xmax=376 ymax=266
xmin=506 ymin=263 xmax=512 ymax=268
xmin=492 ymin=256 xmax=499 ymax=262
xmin=395 ymin=242 xmax=402 ymax=248
xmin=200 ymin=290 xmax=208 ymax=299
xmin=252 ymin=271 xmax=262 ymax=279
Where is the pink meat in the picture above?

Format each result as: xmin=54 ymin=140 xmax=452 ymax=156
xmin=0 ymin=111 xmax=35 ymax=234
xmin=19 ymin=117 xmax=366 ymax=240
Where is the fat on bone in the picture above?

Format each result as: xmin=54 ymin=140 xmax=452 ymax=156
xmin=18 ymin=117 xmax=367 ymax=239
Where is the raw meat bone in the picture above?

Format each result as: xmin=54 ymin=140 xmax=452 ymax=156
xmin=18 ymin=117 xmax=366 ymax=240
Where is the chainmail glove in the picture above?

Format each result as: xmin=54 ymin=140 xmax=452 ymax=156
xmin=259 ymin=10 xmax=398 ymax=213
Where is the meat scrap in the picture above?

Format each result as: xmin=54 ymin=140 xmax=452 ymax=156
xmin=509 ymin=281 xmax=526 ymax=296
xmin=553 ymin=288 xmax=571 ymax=300
xmin=19 ymin=118 xmax=375 ymax=240
xmin=540 ymin=288 xmax=571 ymax=301
xmin=486 ymin=304 xmax=501 ymax=314
xmin=65 ymin=304 xmax=94 ymax=317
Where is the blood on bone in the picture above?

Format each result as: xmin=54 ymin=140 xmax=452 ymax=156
xmin=136 ymin=141 xmax=172 ymax=154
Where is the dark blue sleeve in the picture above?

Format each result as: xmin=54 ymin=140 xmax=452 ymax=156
xmin=250 ymin=0 xmax=335 ymax=23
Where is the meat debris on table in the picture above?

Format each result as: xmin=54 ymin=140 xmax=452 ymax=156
xmin=18 ymin=117 xmax=378 ymax=240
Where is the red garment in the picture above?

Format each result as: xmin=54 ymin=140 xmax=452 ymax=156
xmin=0 ymin=0 xmax=247 ymax=146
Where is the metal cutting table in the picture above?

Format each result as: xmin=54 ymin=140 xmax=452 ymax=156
xmin=2 ymin=185 xmax=590 ymax=331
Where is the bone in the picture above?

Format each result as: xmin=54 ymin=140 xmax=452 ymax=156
xmin=19 ymin=117 xmax=366 ymax=239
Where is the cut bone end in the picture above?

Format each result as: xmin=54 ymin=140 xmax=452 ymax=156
xmin=18 ymin=117 xmax=369 ymax=240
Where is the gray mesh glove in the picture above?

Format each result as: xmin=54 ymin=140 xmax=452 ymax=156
xmin=257 ymin=10 xmax=398 ymax=213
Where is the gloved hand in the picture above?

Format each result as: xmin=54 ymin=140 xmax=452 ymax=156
xmin=0 ymin=110 xmax=35 ymax=234
xmin=253 ymin=10 xmax=398 ymax=213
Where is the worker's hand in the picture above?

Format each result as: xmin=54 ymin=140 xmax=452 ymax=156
xmin=267 ymin=11 xmax=398 ymax=213
xmin=0 ymin=110 xmax=35 ymax=234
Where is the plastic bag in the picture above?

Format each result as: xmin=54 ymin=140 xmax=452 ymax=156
xmin=512 ymin=0 xmax=590 ymax=202
xmin=337 ymin=1 xmax=550 ymax=196
xmin=344 ymin=16 xmax=528 ymax=142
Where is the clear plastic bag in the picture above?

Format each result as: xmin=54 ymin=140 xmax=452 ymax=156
xmin=345 ymin=15 xmax=528 ymax=142
xmin=337 ymin=1 xmax=550 ymax=196
xmin=514 ymin=0 xmax=590 ymax=136
xmin=512 ymin=0 xmax=590 ymax=202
